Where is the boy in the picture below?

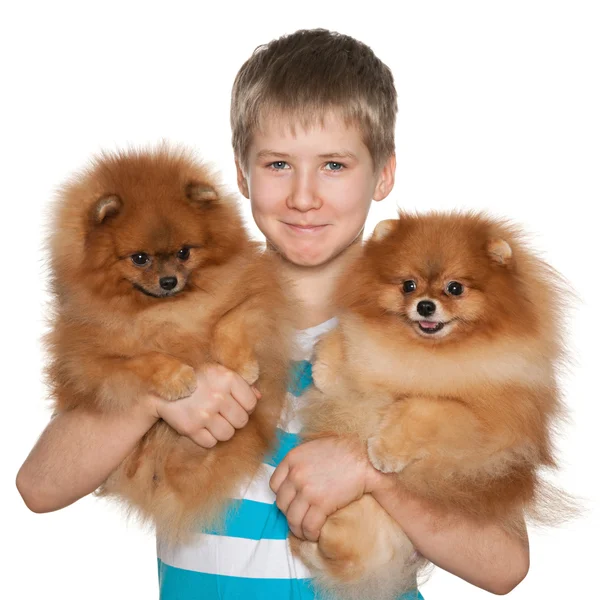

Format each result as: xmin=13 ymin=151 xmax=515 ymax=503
xmin=17 ymin=28 xmax=529 ymax=598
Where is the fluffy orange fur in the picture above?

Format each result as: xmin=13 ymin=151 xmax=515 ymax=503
xmin=44 ymin=145 xmax=293 ymax=543
xmin=291 ymin=212 xmax=569 ymax=600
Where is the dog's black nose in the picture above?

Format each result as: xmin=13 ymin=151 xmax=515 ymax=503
xmin=417 ymin=300 xmax=436 ymax=317
xmin=160 ymin=276 xmax=178 ymax=291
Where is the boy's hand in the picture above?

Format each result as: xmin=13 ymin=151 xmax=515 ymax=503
xmin=153 ymin=363 xmax=260 ymax=448
xmin=270 ymin=436 xmax=381 ymax=542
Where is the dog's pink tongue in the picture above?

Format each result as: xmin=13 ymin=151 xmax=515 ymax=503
xmin=419 ymin=321 xmax=439 ymax=329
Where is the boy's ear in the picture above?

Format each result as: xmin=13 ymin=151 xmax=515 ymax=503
xmin=373 ymin=154 xmax=396 ymax=202
xmin=235 ymin=159 xmax=250 ymax=199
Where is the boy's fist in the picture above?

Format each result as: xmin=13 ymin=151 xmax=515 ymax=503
xmin=152 ymin=363 xmax=260 ymax=448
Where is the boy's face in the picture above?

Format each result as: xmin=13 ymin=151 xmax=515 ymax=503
xmin=237 ymin=113 xmax=395 ymax=267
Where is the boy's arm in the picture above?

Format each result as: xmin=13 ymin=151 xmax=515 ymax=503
xmin=271 ymin=436 xmax=529 ymax=595
xmin=369 ymin=472 xmax=529 ymax=595
xmin=17 ymin=364 xmax=259 ymax=513
xmin=16 ymin=398 xmax=158 ymax=513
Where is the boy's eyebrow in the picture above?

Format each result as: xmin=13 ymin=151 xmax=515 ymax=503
xmin=318 ymin=151 xmax=358 ymax=161
xmin=256 ymin=150 xmax=291 ymax=160
xmin=255 ymin=150 xmax=358 ymax=160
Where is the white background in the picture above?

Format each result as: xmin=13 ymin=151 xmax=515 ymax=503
xmin=2 ymin=1 xmax=599 ymax=598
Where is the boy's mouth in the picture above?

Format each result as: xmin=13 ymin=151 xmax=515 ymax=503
xmin=284 ymin=222 xmax=328 ymax=234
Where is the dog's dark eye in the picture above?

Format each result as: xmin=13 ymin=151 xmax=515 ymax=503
xmin=131 ymin=252 xmax=150 ymax=266
xmin=447 ymin=281 xmax=464 ymax=296
xmin=177 ymin=247 xmax=190 ymax=261
xmin=402 ymin=280 xmax=417 ymax=293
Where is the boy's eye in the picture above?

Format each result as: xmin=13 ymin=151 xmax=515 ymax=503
xmin=269 ymin=161 xmax=289 ymax=170
xmin=325 ymin=162 xmax=344 ymax=171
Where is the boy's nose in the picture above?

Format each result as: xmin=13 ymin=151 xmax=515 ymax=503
xmin=286 ymin=171 xmax=323 ymax=211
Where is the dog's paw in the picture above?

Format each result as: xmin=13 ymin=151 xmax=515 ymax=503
xmin=367 ymin=437 xmax=411 ymax=473
xmin=238 ymin=359 xmax=259 ymax=386
xmin=311 ymin=359 xmax=333 ymax=392
xmin=150 ymin=362 xmax=197 ymax=401
xmin=289 ymin=535 xmax=321 ymax=570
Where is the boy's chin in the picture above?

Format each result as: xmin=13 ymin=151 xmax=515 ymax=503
xmin=276 ymin=244 xmax=351 ymax=268
xmin=277 ymin=251 xmax=326 ymax=268
xmin=267 ymin=234 xmax=362 ymax=269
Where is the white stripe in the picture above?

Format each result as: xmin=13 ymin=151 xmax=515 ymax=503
xmin=280 ymin=415 xmax=303 ymax=434
xmin=292 ymin=317 xmax=338 ymax=360
xmin=231 ymin=463 xmax=277 ymax=504
xmin=157 ymin=533 xmax=313 ymax=579
xmin=278 ymin=392 xmax=306 ymax=434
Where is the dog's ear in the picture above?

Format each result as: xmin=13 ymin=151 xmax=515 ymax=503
xmin=487 ymin=238 xmax=513 ymax=265
xmin=186 ymin=182 xmax=218 ymax=205
xmin=371 ymin=219 xmax=397 ymax=242
xmin=92 ymin=194 xmax=122 ymax=225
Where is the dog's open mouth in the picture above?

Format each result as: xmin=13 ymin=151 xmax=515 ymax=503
xmin=416 ymin=320 xmax=446 ymax=334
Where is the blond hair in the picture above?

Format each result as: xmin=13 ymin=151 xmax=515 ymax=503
xmin=231 ymin=29 xmax=397 ymax=170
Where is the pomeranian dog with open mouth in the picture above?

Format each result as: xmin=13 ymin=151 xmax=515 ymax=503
xmin=44 ymin=145 xmax=293 ymax=543
xmin=291 ymin=211 xmax=570 ymax=600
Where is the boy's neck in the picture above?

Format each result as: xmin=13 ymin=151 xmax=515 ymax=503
xmin=270 ymin=239 xmax=363 ymax=330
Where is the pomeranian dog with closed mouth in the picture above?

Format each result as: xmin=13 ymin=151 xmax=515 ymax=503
xmin=291 ymin=211 xmax=571 ymax=600
xmin=45 ymin=145 xmax=293 ymax=543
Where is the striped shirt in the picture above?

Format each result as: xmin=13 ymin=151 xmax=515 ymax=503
xmin=157 ymin=319 xmax=423 ymax=599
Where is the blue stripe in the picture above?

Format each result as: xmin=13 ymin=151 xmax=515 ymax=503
xmin=265 ymin=428 xmax=300 ymax=468
xmin=288 ymin=360 xmax=313 ymax=397
xmin=159 ymin=560 xmax=318 ymax=599
xmin=203 ymin=499 xmax=288 ymax=540
xmin=158 ymin=559 xmax=423 ymax=600
xmin=158 ymin=353 xmax=424 ymax=600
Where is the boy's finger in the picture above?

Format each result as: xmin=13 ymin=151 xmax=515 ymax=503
xmin=192 ymin=429 xmax=218 ymax=449
xmin=285 ymin=496 xmax=310 ymax=539
xmin=274 ymin=480 xmax=296 ymax=516
xmin=302 ymin=506 xmax=327 ymax=542
xmin=219 ymin=396 xmax=250 ymax=429
xmin=270 ymin=461 xmax=290 ymax=494
xmin=206 ymin=414 xmax=235 ymax=442
xmin=230 ymin=376 xmax=258 ymax=413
